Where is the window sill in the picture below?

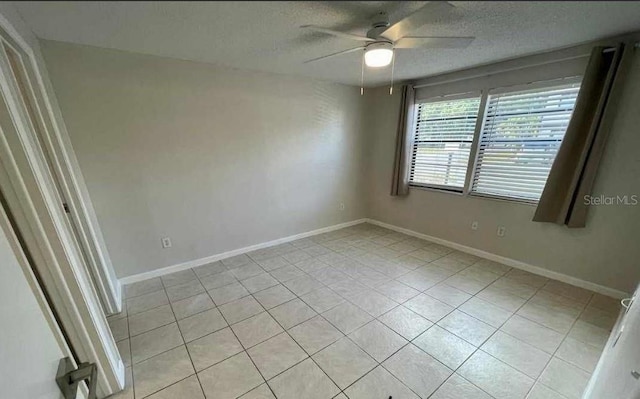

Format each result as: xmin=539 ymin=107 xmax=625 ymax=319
xmin=468 ymin=192 xmax=538 ymax=206
xmin=408 ymin=184 xmax=539 ymax=206
xmin=409 ymin=184 xmax=464 ymax=196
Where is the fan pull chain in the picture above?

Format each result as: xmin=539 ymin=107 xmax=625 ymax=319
xmin=389 ymin=48 xmax=396 ymax=95
xmin=360 ymin=50 xmax=365 ymax=95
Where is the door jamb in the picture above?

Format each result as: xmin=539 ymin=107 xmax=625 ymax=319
xmin=0 ymin=12 xmax=121 ymax=315
xmin=0 ymin=182 xmax=90 ymax=399
xmin=0 ymin=12 xmax=124 ymax=398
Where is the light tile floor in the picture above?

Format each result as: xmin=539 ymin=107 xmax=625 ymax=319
xmin=109 ymin=223 xmax=621 ymax=399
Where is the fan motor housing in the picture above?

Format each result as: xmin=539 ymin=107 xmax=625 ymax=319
xmin=367 ymin=11 xmax=390 ymax=39
xmin=365 ymin=41 xmax=393 ymax=51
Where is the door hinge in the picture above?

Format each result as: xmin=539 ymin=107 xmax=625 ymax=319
xmin=63 ymin=202 xmax=70 ymax=213
xmin=56 ymin=357 xmax=97 ymax=399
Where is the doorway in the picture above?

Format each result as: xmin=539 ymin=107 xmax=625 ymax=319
xmin=0 ymin=16 xmax=124 ymax=399
xmin=0 ymin=29 xmax=121 ymax=315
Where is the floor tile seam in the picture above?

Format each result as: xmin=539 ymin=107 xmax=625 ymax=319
xmin=515 ymin=274 xmax=589 ymax=398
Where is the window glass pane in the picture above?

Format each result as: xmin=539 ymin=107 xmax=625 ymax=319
xmin=472 ymin=82 xmax=580 ymax=201
xmin=410 ymin=97 xmax=481 ymax=189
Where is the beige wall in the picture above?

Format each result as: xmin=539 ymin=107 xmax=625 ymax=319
xmin=41 ymin=40 xmax=367 ymax=278
xmin=365 ymin=52 xmax=640 ymax=293
xmin=41 ymin=38 xmax=640 ymax=293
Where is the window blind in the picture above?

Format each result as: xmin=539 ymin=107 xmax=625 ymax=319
xmin=410 ymin=96 xmax=481 ymax=190
xmin=471 ymin=82 xmax=580 ymax=201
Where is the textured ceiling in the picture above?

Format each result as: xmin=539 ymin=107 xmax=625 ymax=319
xmin=12 ymin=1 xmax=640 ymax=86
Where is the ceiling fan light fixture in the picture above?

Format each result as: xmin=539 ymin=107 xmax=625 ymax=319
xmin=364 ymin=42 xmax=393 ymax=68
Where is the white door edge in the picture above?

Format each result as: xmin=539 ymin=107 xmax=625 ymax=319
xmin=0 ymin=11 xmax=124 ymax=397
xmin=0 ymin=9 xmax=122 ymax=315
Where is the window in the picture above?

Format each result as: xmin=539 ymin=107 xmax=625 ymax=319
xmin=471 ymin=82 xmax=580 ymax=201
xmin=408 ymin=79 xmax=581 ymax=202
xmin=409 ymin=96 xmax=481 ymax=190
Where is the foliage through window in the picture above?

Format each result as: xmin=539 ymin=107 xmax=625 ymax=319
xmin=408 ymin=80 xmax=580 ymax=202
xmin=409 ymin=96 xmax=481 ymax=190
xmin=471 ymin=83 xmax=580 ymax=201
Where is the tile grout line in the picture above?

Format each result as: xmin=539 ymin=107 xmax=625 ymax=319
xmin=134 ymin=233 xmax=492 ymax=397
xmin=166 ymin=285 xmax=209 ymax=399
xmin=239 ymin=241 xmax=393 ymax=397
xmin=121 ymin=227 xmax=399 ymax=397
xmin=126 ymin=307 xmax=176 ymax=339
xmin=116 ymin=224 xmax=612 ymax=399
xmin=530 ymin=283 xmax=595 ymax=391
xmin=193 ymin=260 xmax=333 ymax=398
xmin=454 ymin=276 xmax=557 ymax=399
xmin=143 ymin=271 xmax=215 ymax=397
xmin=378 ymin=257 xmax=577 ymax=397
xmin=376 ymin=261 xmax=511 ymax=397
xmin=466 ymin=276 xmax=588 ymax=399
xmin=523 ymin=290 xmax=596 ymax=398
xmin=123 ymin=261 xmax=333 ymax=384
xmin=243 ymin=278 xmax=348 ymax=397
xmin=124 ymin=283 xmax=192 ymax=399
xmin=333 ymin=248 xmax=488 ymax=396
xmin=212 ymin=248 xmax=370 ymax=395
xmin=205 ymin=287 xmax=278 ymax=399
xmin=246 ymin=289 xmax=328 ymax=398
xmin=292 ymin=252 xmax=460 ymax=397
xmin=170 ymin=267 xmax=264 ymax=396
xmin=127 ymin=313 xmax=135 ymax=399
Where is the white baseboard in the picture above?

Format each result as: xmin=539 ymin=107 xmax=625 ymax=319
xmin=365 ymin=218 xmax=629 ymax=299
xmin=114 ymin=279 xmax=123 ymax=313
xmin=119 ymin=219 xmax=368 ymax=285
xmin=120 ymin=216 xmax=628 ymax=299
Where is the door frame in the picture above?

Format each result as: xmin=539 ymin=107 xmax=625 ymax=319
xmin=0 ymin=11 xmax=124 ymax=398
xmin=0 ymin=176 xmax=88 ymax=399
xmin=0 ymin=11 xmax=121 ymax=315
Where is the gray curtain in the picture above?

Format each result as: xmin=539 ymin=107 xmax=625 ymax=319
xmin=390 ymin=85 xmax=416 ymax=196
xmin=534 ymin=43 xmax=631 ymax=227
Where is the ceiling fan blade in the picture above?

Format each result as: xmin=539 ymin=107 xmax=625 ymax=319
xmin=381 ymin=1 xmax=455 ymax=42
xmin=303 ymin=46 xmax=365 ymax=64
xmin=300 ymin=25 xmax=375 ymax=42
xmin=395 ymin=36 xmax=475 ymax=49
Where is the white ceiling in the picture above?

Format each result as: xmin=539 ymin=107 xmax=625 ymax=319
xmin=12 ymin=1 xmax=640 ymax=86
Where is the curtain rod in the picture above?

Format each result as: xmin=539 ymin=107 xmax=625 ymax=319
xmin=414 ymin=42 xmax=638 ymax=89
xmin=413 ymin=54 xmax=588 ymax=89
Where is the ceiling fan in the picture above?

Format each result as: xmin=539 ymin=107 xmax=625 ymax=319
xmin=301 ymin=1 xmax=474 ymax=70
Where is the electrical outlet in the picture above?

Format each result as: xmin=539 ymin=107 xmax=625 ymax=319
xmin=339 ymin=202 xmax=345 ymax=211
xmin=497 ymin=226 xmax=506 ymax=237
xmin=471 ymin=221 xmax=478 ymax=230
xmin=161 ymin=237 xmax=172 ymax=248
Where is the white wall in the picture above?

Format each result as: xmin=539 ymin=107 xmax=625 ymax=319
xmin=41 ymin=40 xmax=367 ymax=278
xmin=365 ymin=52 xmax=640 ymax=294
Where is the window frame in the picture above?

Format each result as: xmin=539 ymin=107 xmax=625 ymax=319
xmin=408 ymin=91 xmax=483 ymax=193
xmin=408 ymin=76 xmax=582 ymax=204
